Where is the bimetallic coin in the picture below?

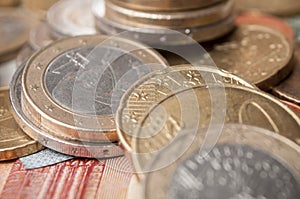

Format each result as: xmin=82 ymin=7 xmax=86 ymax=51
xmin=21 ymin=35 xmax=168 ymax=143
xmin=236 ymin=12 xmax=295 ymax=41
xmin=205 ymin=25 xmax=294 ymax=90
xmin=132 ymin=86 xmax=300 ymax=174
xmin=143 ymin=125 xmax=300 ymax=199
xmin=104 ymin=0 xmax=234 ymax=29
xmin=29 ymin=22 xmax=55 ymax=50
xmin=10 ymin=63 xmax=124 ymax=158
xmin=0 ymin=87 xmax=42 ymax=161
xmin=109 ymin=0 xmax=225 ymax=11
xmin=235 ymin=0 xmax=300 ymax=16
xmin=47 ymin=0 xmax=97 ymax=38
xmin=117 ymin=65 xmax=256 ymax=151
xmin=0 ymin=9 xmax=29 ymax=61
xmin=272 ymin=44 xmax=300 ymax=105
xmin=95 ymin=14 xmax=235 ymax=45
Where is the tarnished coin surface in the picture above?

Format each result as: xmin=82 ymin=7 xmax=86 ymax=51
xmin=104 ymin=0 xmax=234 ymax=29
xmin=10 ymin=63 xmax=124 ymax=158
xmin=272 ymin=44 xmax=300 ymax=105
xmin=0 ymin=9 xmax=28 ymax=61
xmin=21 ymin=35 xmax=168 ymax=143
xmin=0 ymin=87 xmax=42 ymax=161
xmin=132 ymin=86 xmax=300 ymax=174
xmin=117 ymin=65 xmax=256 ymax=151
xmin=109 ymin=0 xmax=225 ymax=11
xmin=143 ymin=125 xmax=300 ymax=199
xmin=47 ymin=0 xmax=97 ymax=38
xmin=205 ymin=25 xmax=294 ymax=90
xmin=29 ymin=22 xmax=55 ymax=50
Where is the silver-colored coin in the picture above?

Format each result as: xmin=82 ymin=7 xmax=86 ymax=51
xmin=47 ymin=0 xmax=97 ymax=38
xmin=10 ymin=63 xmax=124 ymax=158
xmin=143 ymin=124 xmax=300 ymax=199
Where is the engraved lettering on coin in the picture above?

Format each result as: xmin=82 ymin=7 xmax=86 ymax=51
xmin=169 ymin=144 xmax=300 ymax=199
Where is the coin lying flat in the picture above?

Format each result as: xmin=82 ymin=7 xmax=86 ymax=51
xmin=131 ymin=86 xmax=300 ymax=174
xmin=47 ymin=0 xmax=97 ymax=38
xmin=272 ymin=44 xmax=300 ymax=105
xmin=21 ymin=34 xmax=168 ymax=143
xmin=10 ymin=63 xmax=124 ymax=158
xmin=117 ymin=65 xmax=256 ymax=151
xmin=236 ymin=12 xmax=295 ymax=41
xmin=95 ymin=14 xmax=235 ymax=45
xmin=235 ymin=0 xmax=300 ymax=16
xmin=143 ymin=124 xmax=300 ymax=199
xmin=205 ymin=25 xmax=294 ymax=90
xmin=0 ymin=87 xmax=42 ymax=161
xmin=29 ymin=22 xmax=55 ymax=50
xmin=104 ymin=0 xmax=234 ymax=29
xmin=109 ymin=0 xmax=225 ymax=11
xmin=0 ymin=8 xmax=29 ymax=62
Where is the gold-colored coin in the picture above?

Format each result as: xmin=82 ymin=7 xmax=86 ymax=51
xmin=131 ymin=86 xmax=300 ymax=175
xmin=21 ymin=34 xmax=168 ymax=143
xmin=0 ymin=87 xmax=42 ymax=161
xmin=109 ymin=0 xmax=225 ymax=11
xmin=205 ymin=25 xmax=294 ymax=90
xmin=104 ymin=0 xmax=234 ymax=29
xmin=117 ymin=65 xmax=256 ymax=152
xmin=143 ymin=124 xmax=300 ymax=198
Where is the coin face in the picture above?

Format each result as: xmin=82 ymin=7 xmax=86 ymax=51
xmin=104 ymin=0 xmax=234 ymax=29
xmin=0 ymin=88 xmax=42 ymax=161
xmin=272 ymin=44 xmax=300 ymax=105
xmin=117 ymin=66 xmax=256 ymax=151
xmin=205 ymin=25 xmax=294 ymax=90
xmin=0 ymin=9 xmax=28 ymax=60
xmin=236 ymin=12 xmax=295 ymax=41
xmin=132 ymin=86 xmax=300 ymax=174
xmin=10 ymin=63 xmax=124 ymax=158
xmin=22 ymin=35 xmax=168 ymax=142
xmin=143 ymin=125 xmax=300 ymax=199
xmin=47 ymin=0 xmax=97 ymax=37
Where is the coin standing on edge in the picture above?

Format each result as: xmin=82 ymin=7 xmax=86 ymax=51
xmin=205 ymin=24 xmax=294 ymax=90
xmin=143 ymin=124 xmax=300 ymax=199
xmin=117 ymin=65 xmax=256 ymax=152
xmin=0 ymin=87 xmax=42 ymax=161
xmin=21 ymin=34 xmax=168 ymax=143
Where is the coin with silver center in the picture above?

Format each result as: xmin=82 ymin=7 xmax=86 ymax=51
xmin=21 ymin=35 xmax=168 ymax=143
xmin=143 ymin=124 xmax=300 ymax=199
xmin=10 ymin=63 xmax=124 ymax=158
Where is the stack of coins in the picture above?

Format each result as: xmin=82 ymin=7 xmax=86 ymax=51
xmin=94 ymin=0 xmax=236 ymax=45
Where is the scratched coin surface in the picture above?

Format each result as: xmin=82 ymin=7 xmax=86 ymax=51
xmin=109 ymin=0 xmax=225 ymax=11
xmin=116 ymin=65 xmax=256 ymax=151
xmin=104 ymin=0 xmax=234 ymax=29
xmin=0 ymin=8 xmax=28 ymax=60
xmin=10 ymin=63 xmax=124 ymax=158
xmin=204 ymin=25 xmax=294 ymax=90
xmin=47 ymin=0 xmax=97 ymax=38
xmin=132 ymin=86 xmax=300 ymax=174
xmin=143 ymin=124 xmax=300 ymax=199
xmin=0 ymin=87 xmax=42 ymax=161
xmin=272 ymin=44 xmax=300 ymax=105
xmin=21 ymin=34 xmax=168 ymax=143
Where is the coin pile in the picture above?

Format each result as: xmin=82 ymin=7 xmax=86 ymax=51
xmin=94 ymin=0 xmax=236 ymax=45
xmin=0 ymin=0 xmax=300 ymax=198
